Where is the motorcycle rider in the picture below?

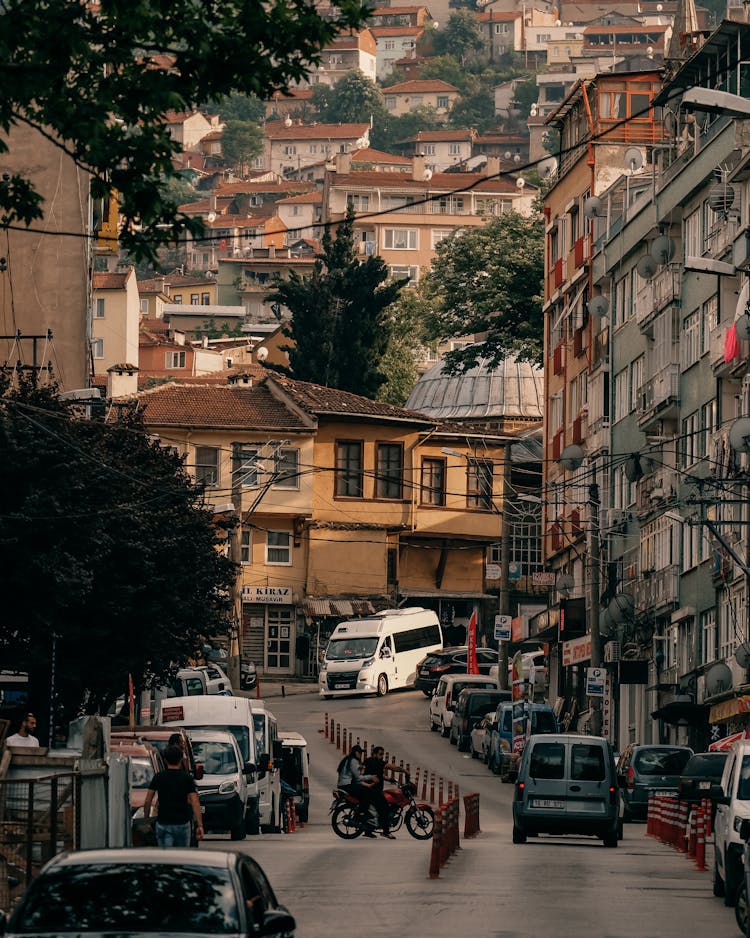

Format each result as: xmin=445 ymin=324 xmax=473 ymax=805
xmin=336 ymin=745 xmax=379 ymax=837
xmin=363 ymin=745 xmax=401 ymax=840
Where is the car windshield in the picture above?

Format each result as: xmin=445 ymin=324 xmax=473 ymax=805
xmin=683 ymin=753 xmax=727 ymax=779
xmin=191 ymin=741 xmax=238 ymax=776
xmin=326 ymin=637 xmax=378 ymax=660
xmin=192 ymin=725 xmax=251 ymax=763
xmin=467 ymin=694 xmax=502 ymax=715
xmin=531 ymin=711 xmax=557 ymax=734
xmin=454 ymin=681 xmax=494 ymax=695
xmin=129 ymin=757 xmax=155 ymax=789
xmin=634 ymin=748 xmax=692 ymax=775
xmin=253 ymin=713 xmax=266 ymax=755
xmin=11 ymin=863 xmax=241 ymax=933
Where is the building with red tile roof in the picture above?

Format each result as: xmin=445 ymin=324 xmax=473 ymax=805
xmin=381 ymin=79 xmax=460 ymax=119
xmin=263 ymin=122 xmax=370 ymax=178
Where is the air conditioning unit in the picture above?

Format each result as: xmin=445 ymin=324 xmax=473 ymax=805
xmin=604 ymin=641 xmax=622 ymax=663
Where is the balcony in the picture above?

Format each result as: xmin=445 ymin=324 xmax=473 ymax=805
xmin=710 ymin=320 xmax=749 ymax=379
xmin=637 ymin=364 xmax=680 ymax=429
xmin=636 ymin=465 xmax=678 ymax=516
xmin=633 ymin=564 xmax=680 ymax=613
xmin=587 ymin=415 xmax=610 ymax=456
xmin=636 ymin=265 xmax=681 ymax=332
xmin=705 ymin=216 xmax=737 ymax=259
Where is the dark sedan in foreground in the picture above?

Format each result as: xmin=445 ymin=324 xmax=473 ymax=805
xmin=1 ymin=849 xmax=295 ymax=937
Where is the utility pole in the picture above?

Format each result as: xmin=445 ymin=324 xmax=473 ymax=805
xmin=498 ymin=443 xmax=512 ymax=690
xmin=589 ymin=472 xmax=602 ymax=736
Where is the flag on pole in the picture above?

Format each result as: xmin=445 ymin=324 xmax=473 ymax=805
xmin=128 ymin=673 xmax=135 ymax=729
xmin=467 ymin=610 xmax=479 ymax=674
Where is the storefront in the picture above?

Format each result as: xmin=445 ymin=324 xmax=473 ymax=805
xmin=302 ymin=598 xmax=378 ymax=676
xmin=242 ymin=585 xmax=299 ymax=676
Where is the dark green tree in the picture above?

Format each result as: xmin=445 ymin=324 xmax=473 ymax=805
xmin=423 ymin=212 xmax=545 ymax=369
xmin=371 ymin=105 xmax=443 ymax=152
xmin=270 ymin=210 xmax=405 ymax=397
xmin=377 ymin=289 xmax=433 ymax=405
xmin=432 ymin=11 xmax=485 ymax=65
xmin=210 ymin=92 xmax=266 ymax=124
xmin=311 ymin=70 xmax=387 ymax=127
xmin=220 ymin=120 xmax=264 ymax=175
xmin=448 ymin=92 xmax=497 ymax=133
xmin=0 ymin=375 xmax=237 ymax=731
xmin=0 ymin=0 xmax=370 ymax=261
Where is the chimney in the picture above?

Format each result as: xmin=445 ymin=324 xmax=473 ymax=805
xmin=209 ymin=192 xmax=217 ymax=211
xmin=269 ymin=244 xmax=276 ymax=258
xmin=484 ymin=155 xmax=500 ymax=178
xmin=107 ymin=364 xmax=139 ymax=399
xmin=154 ymin=276 xmax=166 ymax=295
xmin=336 ymin=151 xmax=352 ymax=174
xmin=412 ymin=153 xmax=426 ymax=181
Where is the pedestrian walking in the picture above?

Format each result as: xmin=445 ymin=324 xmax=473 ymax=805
xmin=143 ymin=744 xmax=204 ymax=847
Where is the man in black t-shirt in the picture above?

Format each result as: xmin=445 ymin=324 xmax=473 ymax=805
xmin=362 ymin=746 xmax=400 ymax=839
xmin=144 ymin=745 xmax=204 ymax=847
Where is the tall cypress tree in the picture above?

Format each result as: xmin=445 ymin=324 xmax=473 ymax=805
xmin=271 ymin=209 xmax=404 ymax=397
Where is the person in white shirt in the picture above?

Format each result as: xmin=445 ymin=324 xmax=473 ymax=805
xmin=6 ymin=712 xmax=40 ymax=748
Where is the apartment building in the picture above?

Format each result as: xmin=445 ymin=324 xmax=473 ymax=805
xmin=370 ymin=25 xmax=424 ymax=79
xmin=217 ymin=246 xmax=319 ymax=320
xmin=381 ymin=80 xmax=460 ymax=118
xmin=263 ymin=121 xmax=371 ymax=177
xmin=298 ymin=29 xmax=377 ymax=87
xmin=91 ymin=269 xmax=140 ymax=377
xmin=395 ymin=129 xmax=476 ymax=172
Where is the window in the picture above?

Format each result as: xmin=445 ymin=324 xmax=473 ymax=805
xmin=389 ymin=265 xmax=419 ymax=282
xmin=384 ymin=40 xmax=395 ymax=50
xmin=699 ymin=400 xmax=716 ymax=458
xmin=266 ymin=531 xmax=292 ymax=564
xmin=467 ymin=459 xmax=494 ymax=510
xmin=682 ymin=410 xmax=699 ymax=468
xmin=701 ymin=609 xmax=716 ymax=664
xmin=436 ymin=95 xmax=449 ymax=109
xmin=431 ymin=229 xmax=452 ymax=248
xmin=201 ymin=292 xmax=210 ymax=305
xmin=348 ymin=194 xmax=370 ymax=211
xmin=684 ymin=520 xmax=709 ymax=571
xmin=236 ymin=448 xmax=260 ymax=487
xmin=629 ymin=355 xmax=643 ymax=412
xmin=376 ymin=443 xmax=403 ymax=499
xmin=91 ymin=338 xmax=104 ymax=359
xmin=387 ymin=547 xmax=398 ymax=585
xmin=95 ymin=297 xmax=105 ymax=318
xmin=385 ymin=95 xmax=396 ymax=109
xmin=684 ymin=208 xmax=701 ymax=258
xmin=172 ymin=294 xmax=182 ymax=304
xmin=571 ymin=744 xmax=605 ymax=781
xmin=529 ymin=742 xmax=565 ymax=779
xmin=613 ymin=272 xmax=632 ymax=327
xmin=240 ymin=529 xmax=252 ymax=564
xmin=392 ymin=623 xmax=442 ymax=653
xmin=309 ymin=145 xmax=317 ymax=154
xmin=274 ymin=448 xmax=299 ymax=489
xmin=384 ymin=228 xmax=417 ymax=250
xmin=195 ymin=446 xmax=219 ymax=487
xmin=139 ymin=298 xmax=149 ymax=313
xmin=166 ymin=351 xmax=186 ymax=369
xmin=284 ymin=145 xmax=297 ymax=156
xmin=614 ymin=367 xmax=629 ymax=422
xmin=335 ymin=441 xmax=363 ymax=497
xmin=423 ymin=144 xmax=436 ymax=155
xmin=682 ymin=309 xmax=700 ymax=370
xmin=421 ymin=457 xmax=446 ymax=506
xmin=449 ymin=143 xmax=461 ymax=155
xmin=190 ymin=293 xmax=199 ymax=305
xmin=702 ymin=294 xmax=718 ymax=355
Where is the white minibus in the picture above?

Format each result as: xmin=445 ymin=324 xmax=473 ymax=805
xmin=319 ymin=607 xmax=442 ymax=699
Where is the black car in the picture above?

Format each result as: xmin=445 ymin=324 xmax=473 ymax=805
xmin=677 ymin=751 xmax=728 ymax=802
xmin=415 ymin=646 xmax=499 ymax=696
xmin=3 ymin=848 xmax=295 ymax=937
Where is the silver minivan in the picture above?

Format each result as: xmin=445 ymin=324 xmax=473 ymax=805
xmin=512 ymin=733 xmax=620 ymax=847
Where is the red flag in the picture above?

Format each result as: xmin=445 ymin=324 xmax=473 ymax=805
xmin=467 ymin=610 xmax=479 ymax=674
xmin=725 ymin=322 xmax=739 ymax=362
xmin=128 ymin=673 xmax=135 ymax=729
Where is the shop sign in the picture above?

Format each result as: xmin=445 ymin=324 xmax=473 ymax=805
xmin=532 ymin=571 xmax=557 ymax=587
xmin=562 ymin=635 xmax=592 ymax=667
xmin=586 ymin=667 xmax=606 ymax=697
xmin=602 ymin=674 xmax=612 ymax=740
xmin=242 ymin=585 xmax=292 ymax=604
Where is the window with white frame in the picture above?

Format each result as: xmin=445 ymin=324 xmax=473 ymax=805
xmin=95 ymin=297 xmax=105 ymax=318
xmin=139 ymin=299 xmax=149 ymax=313
xmin=266 ymin=530 xmax=292 ymax=564
xmin=436 ymin=95 xmax=449 ymax=109
xmin=284 ymin=145 xmax=297 ymax=156
xmin=431 ymin=229 xmax=452 ymax=248
xmin=614 ymin=272 xmax=632 ymax=327
xmin=614 ymin=367 xmax=629 ymax=422
xmin=309 ymin=145 xmax=317 ymax=154
xmin=389 ymin=265 xmax=419 ymax=282
xmin=699 ymin=399 xmax=717 ymax=459
xmin=423 ymin=144 xmax=436 ymax=155
xmin=701 ymin=608 xmax=716 ymax=664
xmin=701 ymin=294 xmax=718 ymax=355
xmin=348 ymin=194 xmax=370 ymax=211
xmin=385 ymin=96 xmax=396 ymax=109
xmin=681 ymin=309 xmax=700 ymax=370
xmin=384 ymin=228 xmax=417 ymax=250
xmin=613 ymin=464 xmax=636 ymax=509
xmin=411 ymin=95 xmax=423 ymax=106
xmin=629 ymin=355 xmax=643 ymax=413
xmin=718 ymin=589 xmax=741 ymax=661
xmin=684 ymin=207 xmax=701 ymax=258
xmin=684 ymin=520 xmax=709 ymax=570
xmin=195 ymin=446 xmax=219 ymax=487
xmin=449 ymin=143 xmax=462 ymax=155
xmin=274 ymin=448 xmax=300 ymax=489
xmin=682 ymin=410 xmax=699 ymax=468
xmin=240 ymin=529 xmax=252 ymax=564
xmin=236 ymin=447 xmax=260 ymax=487
xmin=641 ymin=515 xmax=675 ymax=572
xmin=570 ymin=370 xmax=588 ymax=415
xmin=384 ymin=40 xmax=395 ymax=50
xmin=166 ymin=351 xmax=186 ymax=369
xmin=91 ymin=338 xmax=104 ymax=359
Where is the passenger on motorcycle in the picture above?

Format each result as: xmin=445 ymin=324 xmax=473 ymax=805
xmin=336 ymin=744 xmax=378 ymax=837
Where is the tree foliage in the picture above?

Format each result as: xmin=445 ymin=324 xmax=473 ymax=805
xmin=220 ymin=120 xmax=264 ymax=175
xmin=312 ymin=70 xmax=387 ymax=127
xmin=377 ymin=290 xmax=433 ymax=406
xmin=210 ymin=92 xmax=266 ymax=124
xmin=423 ymin=213 xmax=545 ymax=369
xmin=0 ymin=375 xmax=237 ymax=728
xmin=371 ymin=105 xmax=443 ymax=152
xmin=270 ymin=210 xmax=404 ymax=398
xmin=0 ymin=0 xmax=370 ymax=261
xmin=432 ymin=12 xmax=485 ymax=65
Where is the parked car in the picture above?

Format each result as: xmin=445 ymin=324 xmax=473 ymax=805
xmin=2 ymin=848 xmax=296 ymax=937
xmin=429 ymin=673 xmax=498 ymax=737
xmin=678 ymin=751 xmax=729 ymax=803
xmin=415 ymin=647 xmax=499 ymax=696
xmin=617 ymin=744 xmax=693 ymax=821
xmin=512 ymin=733 xmax=620 ymax=847
xmin=107 ymin=740 xmax=164 ymax=846
xmin=470 ymin=714 xmax=495 ymax=762
xmin=712 ymin=739 xmax=750 ymax=907
xmin=188 ymin=728 xmax=249 ymax=841
xmin=279 ymin=731 xmax=310 ymax=823
xmin=487 ymin=702 xmax=558 ymax=780
xmin=111 ymin=726 xmax=203 ymax=781
xmin=449 ymin=687 xmax=512 ymax=752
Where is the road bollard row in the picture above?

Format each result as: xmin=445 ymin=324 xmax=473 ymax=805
xmin=646 ymin=793 xmax=709 ymax=872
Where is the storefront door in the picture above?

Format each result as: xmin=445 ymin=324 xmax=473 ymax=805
xmin=267 ymin=607 xmax=293 ymax=673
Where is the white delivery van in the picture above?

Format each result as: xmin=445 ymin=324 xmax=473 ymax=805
xmin=249 ymin=701 xmax=283 ymax=832
xmin=186 ymin=728 xmax=248 ymax=840
xmin=319 ymin=607 xmax=442 ymax=699
xmin=157 ymin=695 xmax=268 ymax=835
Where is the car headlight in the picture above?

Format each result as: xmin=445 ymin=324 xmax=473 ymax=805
xmin=361 ymin=658 xmax=374 ymax=668
xmin=219 ymin=780 xmax=238 ymax=794
xmin=320 ymin=660 xmax=328 ymax=671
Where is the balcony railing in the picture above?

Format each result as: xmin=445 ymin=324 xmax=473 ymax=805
xmin=633 ymin=564 xmax=680 ymax=612
xmin=636 ymin=465 xmax=678 ymax=515
xmin=587 ymin=415 xmax=610 ymax=456
xmin=652 ymin=264 xmax=681 ymax=311
xmin=705 ymin=216 xmax=737 ymax=258
xmin=637 ymin=363 xmax=680 ymax=423
xmin=710 ymin=320 xmax=749 ymax=378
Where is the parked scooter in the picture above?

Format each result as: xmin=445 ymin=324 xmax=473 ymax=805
xmin=330 ymin=774 xmax=434 ymax=840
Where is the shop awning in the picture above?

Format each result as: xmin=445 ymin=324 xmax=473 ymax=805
xmin=651 ymin=699 xmax=709 ymax=725
xmin=709 ymin=730 xmax=746 ymax=752
xmin=708 ymin=695 xmax=750 ymax=723
xmin=399 ymin=589 xmax=497 ymax=600
xmin=302 ymin=598 xmax=376 ymax=617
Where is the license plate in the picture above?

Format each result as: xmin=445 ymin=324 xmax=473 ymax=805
xmin=532 ymin=798 xmax=564 ymax=809
xmin=420 ymin=668 xmax=429 ymax=675
xmin=653 ymin=790 xmax=673 ymax=797
xmin=335 ymin=683 xmax=349 ymax=689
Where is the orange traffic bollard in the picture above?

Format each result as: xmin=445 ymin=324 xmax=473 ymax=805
xmin=429 ymin=809 xmax=443 ymax=879
xmin=688 ymin=807 xmax=697 ymax=858
xmin=695 ymin=807 xmax=707 ymax=871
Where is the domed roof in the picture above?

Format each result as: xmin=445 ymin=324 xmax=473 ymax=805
xmin=406 ymin=355 xmax=544 ymax=422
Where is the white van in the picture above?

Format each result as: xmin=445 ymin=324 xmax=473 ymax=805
xmin=429 ymin=673 xmax=499 ymax=737
xmin=157 ymin=695 xmax=271 ymax=835
xmin=186 ymin=728 xmax=248 ymax=840
xmin=249 ymin=701 xmax=282 ymax=832
xmin=713 ymin=739 xmax=750 ymax=905
xmin=319 ymin=607 xmax=442 ymax=699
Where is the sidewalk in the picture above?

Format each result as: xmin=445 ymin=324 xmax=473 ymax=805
xmin=236 ymin=679 xmax=318 ymax=699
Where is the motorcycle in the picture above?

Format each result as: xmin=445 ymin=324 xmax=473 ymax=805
xmin=330 ymin=774 xmax=434 ymax=840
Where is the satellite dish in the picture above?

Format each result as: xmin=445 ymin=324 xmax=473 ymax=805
xmin=555 ymin=18 xmax=562 ymax=25
xmin=538 ymin=156 xmax=558 ymax=179
xmin=505 ymin=150 xmax=512 ymax=159
xmin=256 ymin=346 xmax=269 ymax=362
xmin=207 ymin=212 xmax=217 ymax=223
xmin=587 ymin=294 xmax=609 ymax=317
xmin=636 ymin=254 xmax=658 ymax=280
xmin=556 ymin=572 xmax=574 ymax=592
xmin=583 ymin=196 xmax=602 ymax=219
xmin=424 ymin=168 xmax=433 ymax=180
xmin=608 ymin=592 xmax=634 ymax=626
xmin=736 ymin=311 xmax=750 ymax=341
xmin=650 ymin=234 xmax=675 ymax=265
xmin=705 ymin=662 xmax=733 ymax=697
xmin=624 ymin=147 xmax=643 ymax=172
xmin=646 ymin=45 xmax=654 ymax=57
xmin=516 ymin=177 xmax=526 ymax=189
xmin=729 ymin=416 xmax=750 ymax=453
xmin=284 ymin=116 xmax=293 ymax=127
xmin=530 ymin=104 xmax=538 ymax=117
xmin=559 ymin=444 xmax=584 ymax=472
xmin=514 ymin=153 xmax=522 ymax=163
xmin=736 ymin=642 xmax=750 ymax=669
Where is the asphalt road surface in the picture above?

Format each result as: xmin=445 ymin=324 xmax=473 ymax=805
xmin=203 ymin=686 xmax=739 ymax=938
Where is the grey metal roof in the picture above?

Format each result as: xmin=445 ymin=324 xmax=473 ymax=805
xmin=406 ymin=356 xmax=544 ymax=422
